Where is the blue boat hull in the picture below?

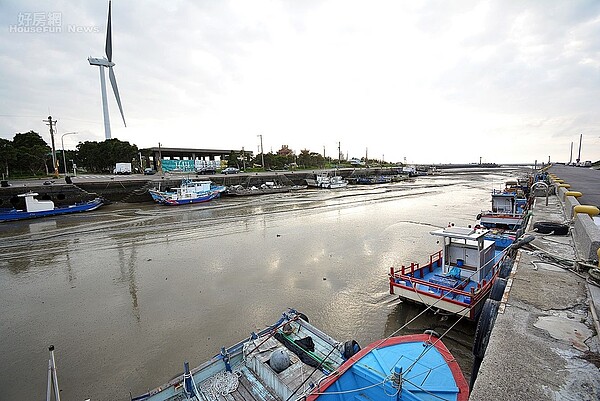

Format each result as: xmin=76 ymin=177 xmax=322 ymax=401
xmin=149 ymin=190 xmax=221 ymax=205
xmin=306 ymin=334 xmax=469 ymax=401
xmin=0 ymin=198 xmax=104 ymax=222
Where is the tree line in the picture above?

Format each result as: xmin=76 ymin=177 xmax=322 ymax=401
xmin=0 ymin=131 xmax=359 ymax=178
xmin=0 ymin=131 xmax=141 ymax=178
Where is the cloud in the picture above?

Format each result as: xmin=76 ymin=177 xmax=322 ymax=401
xmin=1 ymin=0 xmax=599 ymax=163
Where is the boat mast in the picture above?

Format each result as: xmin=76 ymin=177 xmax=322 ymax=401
xmin=46 ymin=345 xmax=61 ymax=401
xmin=337 ymin=141 xmax=341 ymax=174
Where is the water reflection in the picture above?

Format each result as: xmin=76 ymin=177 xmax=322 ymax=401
xmin=117 ymin=243 xmax=140 ymax=321
xmin=0 ymin=168 xmax=526 ymax=400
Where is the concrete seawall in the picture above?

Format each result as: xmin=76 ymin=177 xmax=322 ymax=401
xmin=0 ymin=167 xmax=411 ymax=206
xmin=469 ymin=174 xmax=600 ymax=400
xmin=0 ymin=171 xmax=315 ymax=207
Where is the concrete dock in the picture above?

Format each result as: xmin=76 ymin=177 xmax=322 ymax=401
xmin=470 ymin=167 xmax=600 ymax=400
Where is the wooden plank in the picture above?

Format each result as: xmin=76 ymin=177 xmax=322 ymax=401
xmin=239 ymin=368 xmax=279 ymax=401
xmin=232 ymin=375 xmax=256 ymax=401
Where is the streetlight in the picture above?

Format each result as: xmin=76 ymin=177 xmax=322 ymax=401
xmin=257 ymin=134 xmax=264 ymax=170
xmin=61 ymin=132 xmax=78 ymax=175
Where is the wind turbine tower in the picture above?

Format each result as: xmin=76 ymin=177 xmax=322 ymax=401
xmin=88 ymin=1 xmax=126 ymax=140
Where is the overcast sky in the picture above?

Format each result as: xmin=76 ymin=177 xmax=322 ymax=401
xmin=1 ymin=0 xmax=599 ymax=164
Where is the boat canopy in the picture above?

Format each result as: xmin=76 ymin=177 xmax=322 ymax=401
xmin=430 ymin=226 xmax=496 ymax=282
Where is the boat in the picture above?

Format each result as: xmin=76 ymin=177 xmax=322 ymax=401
xmin=226 ymin=182 xmax=306 ymax=196
xmin=354 ymin=175 xmax=392 ymax=185
xmin=149 ymin=179 xmax=226 ymax=205
xmin=315 ymin=172 xmax=348 ymax=189
xmin=131 ymin=309 xmax=469 ymax=401
xmin=388 ymin=226 xmax=513 ymax=320
xmin=306 ymin=333 xmax=469 ymax=401
xmin=0 ymin=192 xmax=104 ymax=222
xmin=306 ymin=172 xmax=348 ymax=189
xmin=477 ymin=180 xmax=531 ymax=230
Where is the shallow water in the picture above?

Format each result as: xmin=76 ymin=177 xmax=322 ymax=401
xmin=0 ymin=168 xmax=524 ymax=400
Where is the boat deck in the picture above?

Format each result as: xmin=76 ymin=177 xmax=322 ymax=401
xmin=151 ymin=317 xmax=345 ymax=401
xmin=412 ymin=269 xmax=479 ymax=303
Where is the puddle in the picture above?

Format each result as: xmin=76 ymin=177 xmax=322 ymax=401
xmin=534 ymin=314 xmax=592 ymax=352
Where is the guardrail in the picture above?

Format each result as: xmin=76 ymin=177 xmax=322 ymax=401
xmin=554 ymin=181 xmax=600 ymax=263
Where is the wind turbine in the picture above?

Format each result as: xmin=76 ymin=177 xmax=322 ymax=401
xmin=88 ymin=1 xmax=126 ymax=140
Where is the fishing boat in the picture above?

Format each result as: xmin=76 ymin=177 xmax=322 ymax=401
xmin=315 ymin=172 xmax=348 ymax=189
xmin=0 ymin=192 xmax=104 ymax=222
xmin=477 ymin=180 xmax=531 ymax=230
xmin=388 ymin=226 xmax=513 ymax=320
xmin=149 ymin=179 xmax=226 ymax=205
xmin=354 ymin=175 xmax=392 ymax=185
xmin=131 ymin=309 xmax=469 ymax=401
xmin=305 ymin=173 xmax=347 ymax=189
xmin=226 ymin=182 xmax=306 ymax=196
xmin=306 ymin=333 xmax=468 ymax=401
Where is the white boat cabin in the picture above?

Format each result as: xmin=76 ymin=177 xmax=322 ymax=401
xmin=491 ymin=191 xmax=520 ymax=214
xmin=18 ymin=192 xmax=55 ymax=212
xmin=430 ymin=226 xmax=496 ymax=283
xmin=177 ymin=180 xmax=212 ymax=192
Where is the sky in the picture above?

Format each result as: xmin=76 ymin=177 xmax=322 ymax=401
xmin=1 ymin=0 xmax=599 ymax=164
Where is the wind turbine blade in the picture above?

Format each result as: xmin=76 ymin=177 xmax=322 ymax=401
xmin=105 ymin=1 xmax=112 ymax=61
xmin=109 ymin=67 xmax=126 ymax=127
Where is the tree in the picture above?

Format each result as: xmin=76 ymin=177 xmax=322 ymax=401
xmin=227 ymin=150 xmax=239 ymax=168
xmin=12 ymin=131 xmax=51 ymax=176
xmin=0 ymin=138 xmax=16 ymax=178
xmin=297 ymin=149 xmax=311 ymax=168
xmin=76 ymin=141 xmax=102 ymax=172
xmin=77 ymin=139 xmax=138 ymax=172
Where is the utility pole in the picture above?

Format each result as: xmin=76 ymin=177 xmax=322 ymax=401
xmin=338 ymin=141 xmax=341 ymax=167
xmin=43 ymin=115 xmax=59 ymax=178
xmin=158 ymin=142 xmax=162 ymax=173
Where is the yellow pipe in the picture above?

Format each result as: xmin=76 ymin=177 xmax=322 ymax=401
xmin=554 ymin=179 xmax=564 ymax=183
xmin=574 ymin=205 xmax=600 ymax=217
xmin=564 ymin=191 xmax=583 ymax=198
xmin=557 ymin=183 xmax=571 ymax=189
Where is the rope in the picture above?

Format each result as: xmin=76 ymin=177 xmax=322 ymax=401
xmin=285 ymin=341 xmax=340 ymax=401
xmin=524 ymin=242 xmax=600 ymax=288
xmin=306 ymin=376 xmax=388 ymax=396
xmin=279 ymin=331 xmax=337 ymax=372
xmin=397 ymin=244 xmax=511 ymax=315
xmin=244 ymin=316 xmax=300 ymax=358
xmin=200 ymin=370 xmax=240 ymax=398
xmin=401 ymin=312 xmax=467 ymax=378
xmin=401 ymin=377 xmax=455 ymax=401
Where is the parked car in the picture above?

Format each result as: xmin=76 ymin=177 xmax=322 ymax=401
xmin=144 ymin=168 xmax=156 ymax=175
xmin=221 ymin=167 xmax=240 ymax=175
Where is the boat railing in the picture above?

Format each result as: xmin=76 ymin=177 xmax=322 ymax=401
xmin=393 ymin=251 xmax=443 ymax=278
xmin=389 ymin=251 xmax=508 ymax=302
xmin=389 ymin=268 xmax=481 ymax=300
